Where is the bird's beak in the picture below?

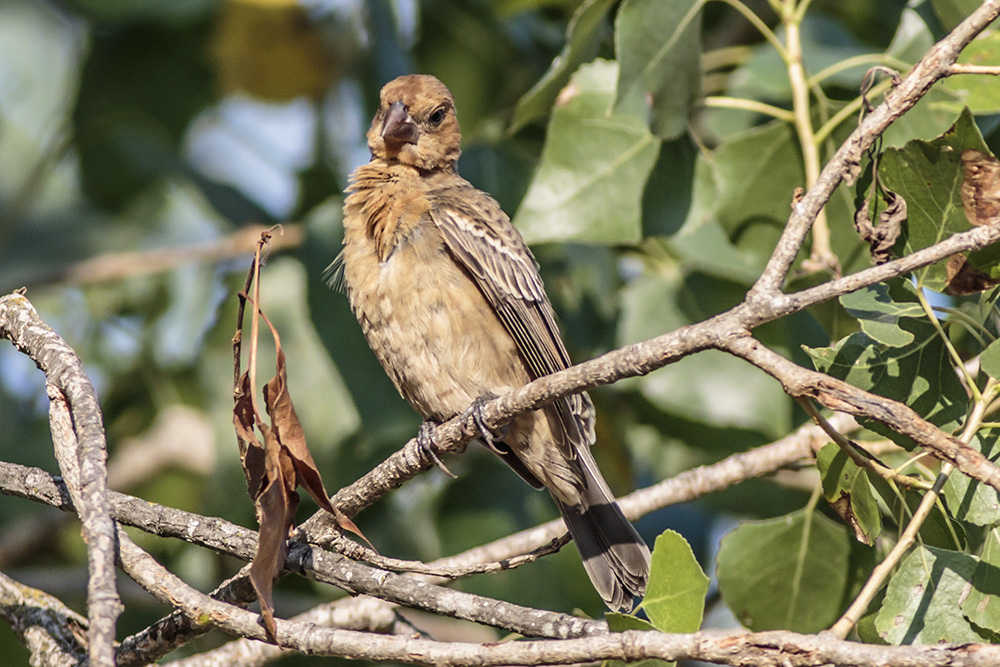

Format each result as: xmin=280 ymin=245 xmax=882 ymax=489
xmin=381 ymin=101 xmax=420 ymax=146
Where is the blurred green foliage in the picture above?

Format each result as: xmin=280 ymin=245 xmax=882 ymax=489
xmin=1 ymin=0 xmax=1000 ymax=662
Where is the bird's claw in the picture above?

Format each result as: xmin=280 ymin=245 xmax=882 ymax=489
xmin=417 ymin=421 xmax=457 ymax=479
xmin=461 ymin=393 xmax=508 ymax=453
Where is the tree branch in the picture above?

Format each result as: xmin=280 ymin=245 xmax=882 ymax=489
xmin=0 ymin=293 xmax=120 ymax=666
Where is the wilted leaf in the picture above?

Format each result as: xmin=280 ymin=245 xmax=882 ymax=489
xmin=946 ymin=254 xmax=1000 ymax=295
xmin=234 ymin=370 xmax=265 ymax=498
xmin=874 ymin=545 xmax=982 ymax=644
xmin=509 ymin=0 xmax=614 ymax=133
xmin=853 ymin=189 xmax=906 ymax=265
xmin=642 ymin=531 xmax=709 ymax=632
xmin=716 ymin=508 xmax=873 ymax=632
xmin=614 ymin=0 xmax=702 ymax=139
xmin=263 ymin=345 xmax=367 ymax=542
xmin=513 ymin=59 xmax=660 ymax=245
xmin=249 ymin=423 xmax=300 ymax=641
xmin=816 ymin=444 xmax=882 ymax=545
xmin=960 ymin=149 xmax=1000 ymax=226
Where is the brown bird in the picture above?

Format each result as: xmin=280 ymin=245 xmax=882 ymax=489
xmin=334 ymin=74 xmax=650 ymax=610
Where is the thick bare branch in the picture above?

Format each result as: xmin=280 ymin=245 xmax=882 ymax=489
xmin=0 ymin=293 xmax=120 ymax=666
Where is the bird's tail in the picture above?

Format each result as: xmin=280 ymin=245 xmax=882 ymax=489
xmin=554 ymin=448 xmax=651 ymax=612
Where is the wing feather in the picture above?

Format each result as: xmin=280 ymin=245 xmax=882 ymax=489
xmin=429 ymin=188 xmax=595 ymax=451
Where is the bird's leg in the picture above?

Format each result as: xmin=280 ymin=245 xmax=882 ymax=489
xmin=461 ymin=393 xmax=509 ymax=454
xmin=416 ymin=421 xmax=457 ymax=479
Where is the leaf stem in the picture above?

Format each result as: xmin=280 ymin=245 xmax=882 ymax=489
xmin=702 ymin=96 xmax=796 ymax=122
xmin=915 ymin=287 xmax=982 ymax=403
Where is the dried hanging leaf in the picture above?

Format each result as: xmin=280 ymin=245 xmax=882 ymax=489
xmin=946 ymin=253 xmax=1000 ymax=295
xmin=234 ymin=370 xmax=265 ymax=499
xmin=854 ymin=190 xmax=906 ymax=264
xmin=248 ymin=423 xmax=300 ymax=641
xmin=233 ymin=230 xmax=370 ymax=640
xmin=961 ymin=149 xmax=1000 ymax=226
xmin=830 ymin=493 xmax=873 ymax=546
xmin=262 ymin=346 xmax=368 ymax=543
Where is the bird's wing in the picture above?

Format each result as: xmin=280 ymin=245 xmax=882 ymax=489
xmin=430 ymin=188 xmax=594 ymax=450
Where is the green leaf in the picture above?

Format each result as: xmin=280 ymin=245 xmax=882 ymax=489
xmin=716 ymin=508 xmax=873 ymax=632
xmin=981 ymin=340 xmax=1000 ymax=380
xmin=943 ymin=434 xmax=1000 ymax=526
xmin=867 ymin=473 xmax=965 ymax=551
xmin=942 ymin=32 xmax=1000 ymax=114
xmin=963 ymin=527 xmax=1000 ymax=632
xmin=931 ymin=0 xmax=982 ymax=30
xmin=879 ymin=109 xmax=990 ymax=290
xmin=816 ymin=443 xmax=882 ymax=544
xmin=875 ymin=545 xmax=982 ymax=644
xmin=613 ymin=0 xmax=702 ymax=139
xmin=604 ymin=614 xmax=671 ymax=667
xmin=513 ymin=59 xmax=660 ymax=245
xmin=642 ymin=530 xmax=709 ymax=633
xmin=619 ymin=271 xmax=791 ymax=438
xmin=839 ymin=281 xmax=924 ymax=348
xmin=509 ymin=0 xmax=614 ymax=133
xmin=804 ymin=330 xmax=966 ymax=446
xmin=712 ymin=122 xmax=804 ymax=269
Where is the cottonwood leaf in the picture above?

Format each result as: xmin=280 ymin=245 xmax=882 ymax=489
xmin=816 ymin=443 xmax=882 ymax=545
xmin=963 ymin=527 xmax=1000 ymax=632
xmin=942 ymin=434 xmax=1000 ymax=526
xmin=875 ymin=545 xmax=982 ymax=644
xmin=509 ymin=0 xmax=614 ymax=133
xmin=513 ymin=59 xmax=659 ymax=245
xmin=879 ymin=109 xmax=992 ymax=291
xmin=642 ymin=530 xmax=708 ymax=633
xmin=839 ymin=281 xmax=923 ymax=348
xmin=716 ymin=508 xmax=873 ymax=632
xmin=614 ymin=0 xmax=701 ymax=139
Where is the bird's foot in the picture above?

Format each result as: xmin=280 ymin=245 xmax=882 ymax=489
xmin=417 ymin=421 xmax=457 ymax=479
xmin=461 ymin=393 xmax=509 ymax=453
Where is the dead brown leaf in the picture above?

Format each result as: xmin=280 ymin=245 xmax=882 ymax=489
xmin=854 ymin=190 xmax=906 ymax=264
xmin=961 ymin=149 xmax=1000 ymax=226
xmin=945 ymin=253 xmax=1000 ymax=295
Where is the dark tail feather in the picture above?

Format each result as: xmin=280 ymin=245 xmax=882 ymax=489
xmin=555 ymin=450 xmax=650 ymax=612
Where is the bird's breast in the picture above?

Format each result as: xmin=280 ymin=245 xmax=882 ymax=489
xmin=342 ymin=184 xmax=528 ymax=420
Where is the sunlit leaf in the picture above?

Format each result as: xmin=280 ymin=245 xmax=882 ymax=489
xmin=875 ymin=545 xmax=982 ymax=644
xmin=642 ymin=530 xmax=708 ymax=632
xmin=717 ymin=508 xmax=873 ymax=632
xmin=942 ymin=32 xmax=1000 ymax=114
xmin=839 ymin=281 xmax=923 ymax=348
xmin=963 ymin=527 xmax=1000 ymax=632
xmin=514 ymin=59 xmax=660 ymax=245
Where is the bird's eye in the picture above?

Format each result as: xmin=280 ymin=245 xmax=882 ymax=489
xmin=429 ymin=106 xmax=447 ymax=126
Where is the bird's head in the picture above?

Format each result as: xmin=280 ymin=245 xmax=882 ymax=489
xmin=367 ymin=75 xmax=462 ymax=172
